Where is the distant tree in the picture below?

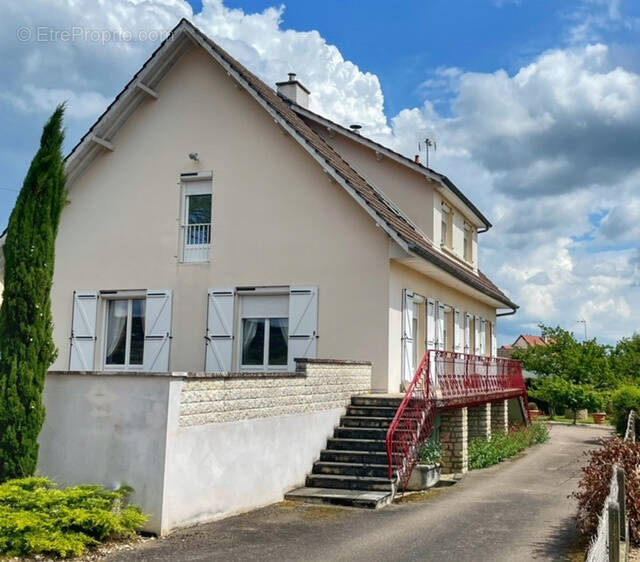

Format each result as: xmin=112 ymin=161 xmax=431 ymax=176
xmin=610 ymin=334 xmax=640 ymax=383
xmin=0 ymin=105 xmax=66 ymax=481
xmin=530 ymin=376 xmax=602 ymax=423
xmin=513 ymin=325 xmax=614 ymax=389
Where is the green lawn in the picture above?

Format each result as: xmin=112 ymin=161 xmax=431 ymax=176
xmin=536 ymin=414 xmax=604 ymax=425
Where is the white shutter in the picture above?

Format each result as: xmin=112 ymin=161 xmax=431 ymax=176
xmin=481 ymin=319 xmax=488 ymax=356
xmin=69 ymin=291 xmax=98 ymax=371
xmin=464 ymin=313 xmax=471 ymax=354
xmin=491 ymin=321 xmax=497 ymax=357
xmin=143 ymin=290 xmax=172 ymax=372
xmin=454 ymin=309 xmax=463 ymax=353
xmin=288 ymin=286 xmax=318 ymax=370
xmin=426 ymin=298 xmax=436 ymax=351
xmin=474 ymin=315 xmax=481 ymax=355
xmin=437 ymin=303 xmax=446 ymax=351
xmin=401 ymin=289 xmax=415 ymax=383
xmin=206 ymin=288 xmax=235 ymax=372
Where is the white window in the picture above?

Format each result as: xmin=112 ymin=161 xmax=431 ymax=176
xmin=181 ymin=174 xmax=212 ymax=263
xmin=463 ymin=224 xmax=471 ymax=262
xmin=441 ymin=204 xmax=450 ymax=247
xmin=239 ymin=293 xmax=289 ymax=370
xmin=104 ymin=298 xmax=146 ymax=369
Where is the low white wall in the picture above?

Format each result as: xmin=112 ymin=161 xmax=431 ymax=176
xmin=39 ymin=360 xmax=372 ymax=535
xmin=38 ymin=373 xmax=173 ymax=533
xmin=162 ymin=406 xmax=343 ymax=532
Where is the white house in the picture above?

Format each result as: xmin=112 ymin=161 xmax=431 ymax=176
xmin=16 ymin=19 xmax=520 ymax=533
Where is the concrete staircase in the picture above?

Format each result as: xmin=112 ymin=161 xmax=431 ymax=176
xmin=285 ymin=395 xmax=401 ymax=508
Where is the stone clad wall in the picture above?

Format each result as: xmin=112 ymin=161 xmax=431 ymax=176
xmin=440 ymin=407 xmax=468 ymax=475
xmin=179 ymin=359 xmax=372 ymax=427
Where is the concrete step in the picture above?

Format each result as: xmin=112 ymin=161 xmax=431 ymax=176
xmin=312 ymin=461 xmax=389 ymax=478
xmin=346 ymin=405 xmax=398 ymax=418
xmin=351 ymin=396 xmax=403 ymax=408
xmin=326 ymin=437 xmax=387 ymax=452
xmin=320 ymin=449 xmax=389 ymax=464
xmin=306 ymin=473 xmax=394 ymax=492
xmin=334 ymin=427 xmax=388 ymax=440
xmin=340 ymin=415 xmax=392 ymax=428
xmin=285 ymin=487 xmax=393 ymax=509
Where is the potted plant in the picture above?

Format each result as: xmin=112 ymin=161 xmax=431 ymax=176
xmin=592 ymin=412 xmax=607 ymax=425
xmin=528 ymin=402 xmax=540 ymax=421
xmin=407 ymin=440 xmax=441 ymax=491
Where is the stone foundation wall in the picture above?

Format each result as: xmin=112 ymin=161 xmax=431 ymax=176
xmin=440 ymin=407 xmax=468 ymax=474
xmin=179 ymin=359 xmax=372 ymax=427
xmin=491 ymin=400 xmax=508 ymax=434
xmin=468 ymin=404 xmax=491 ymax=441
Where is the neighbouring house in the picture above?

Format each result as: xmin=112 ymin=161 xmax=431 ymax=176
xmin=5 ymin=19 xmax=527 ymax=534
xmin=498 ymin=334 xmax=548 ymax=359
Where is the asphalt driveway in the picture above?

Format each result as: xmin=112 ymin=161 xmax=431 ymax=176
xmin=106 ymin=424 xmax=609 ymax=562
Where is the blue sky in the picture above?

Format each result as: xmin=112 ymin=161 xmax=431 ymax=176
xmin=1 ymin=0 xmax=639 ymax=345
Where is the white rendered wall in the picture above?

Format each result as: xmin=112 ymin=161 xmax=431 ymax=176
xmin=37 ymin=373 xmax=173 ymax=533
xmin=38 ymin=361 xmax=370 ymax=535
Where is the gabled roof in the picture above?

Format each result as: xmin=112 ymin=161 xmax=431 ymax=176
xmin=63 ymin=18 xmax=516 ymax=311
xmin=518 ymin=335 xmax=547 ymax=347
xmin=290 ymin=104 xmax=492 ymax=229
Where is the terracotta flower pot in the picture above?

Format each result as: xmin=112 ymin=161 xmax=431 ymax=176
xmin=529 ymin=410 xmax=540 ymax=421
xmin=593 ymin=412 xmax=606 ymax=425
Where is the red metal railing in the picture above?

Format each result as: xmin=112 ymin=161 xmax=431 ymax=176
xmin=386 ymin=350 xmax=528 ymax=488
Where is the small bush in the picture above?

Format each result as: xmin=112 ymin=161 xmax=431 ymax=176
xmin=611 ymin=386 xmax=640 ymax=437
xmin=0 ymin=477 xmax=147 ymax=558
xmin=420 ymin=440 xmax=441 ymax=464
xmin=572 ymin=437 xmax=640 ymax=544
xmin=468 ymin=422 xmax=550 ymax=470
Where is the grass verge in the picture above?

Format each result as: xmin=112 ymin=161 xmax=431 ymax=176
xmin=468 ymin=422 xmax=550 ymax=470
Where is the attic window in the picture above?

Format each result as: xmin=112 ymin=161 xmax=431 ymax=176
xmin=441 ymin=205 xmax=450 ymax=247
xmin=463 ymin=223 xmax=471 ymax=262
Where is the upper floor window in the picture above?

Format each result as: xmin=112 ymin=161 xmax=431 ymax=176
xmin=463 ymin=223 xmax=471 ymax=262
xmin=441 ymin=203 xmax=450 ymax=247
xmin=181 ymin=174 xmax=212 ymax=263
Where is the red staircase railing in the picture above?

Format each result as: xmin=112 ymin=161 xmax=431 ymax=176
xmin=386 ymin=350 xmax=528 ymax=488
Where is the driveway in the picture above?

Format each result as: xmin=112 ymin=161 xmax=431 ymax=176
xmin=107 ymin=424 xmax=609 ymax=562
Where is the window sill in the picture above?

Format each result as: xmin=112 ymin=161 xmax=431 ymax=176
xmin=440 ymin=244 xmax=475 ymax=271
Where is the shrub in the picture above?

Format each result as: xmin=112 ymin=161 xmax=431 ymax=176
xmin=420 ymin=440 xmax=441 ymax=464
xmin=611 ymin=386 xmax=640 ymax=437
xmin=468 ymin=422 xmax=550 ymax=470
xmin=0 ymin=477 xmax=147 ymax=558
xmin=572 ymin=437 xmax=640 ymax=544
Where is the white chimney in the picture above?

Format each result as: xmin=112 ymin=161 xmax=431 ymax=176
xmin=276 ymin=72 xmax=310 ymax=108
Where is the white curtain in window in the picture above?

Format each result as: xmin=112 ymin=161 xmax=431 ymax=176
xmin=243 ymin=319 xmax=260 ymax=348
xmin=106 ymin=301 xmax=128 ymax=357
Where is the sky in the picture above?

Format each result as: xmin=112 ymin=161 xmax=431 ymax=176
xmin=1 ymin=0 xmax=639 ymax=346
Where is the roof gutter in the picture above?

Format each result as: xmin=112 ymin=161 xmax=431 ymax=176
xmin=497 ymin=307 xmax=518 ymax=317
xmin=407 ymin=243 xmax=518 ymax=311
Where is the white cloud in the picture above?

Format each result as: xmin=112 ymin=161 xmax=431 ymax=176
xmin=2 ymin=85 xmax=111 ymax=119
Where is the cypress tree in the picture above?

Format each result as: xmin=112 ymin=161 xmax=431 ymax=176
xmin=0 ymin=105 xmax=66 ymax=481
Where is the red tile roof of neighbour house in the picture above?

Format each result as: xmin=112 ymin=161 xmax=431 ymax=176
xmin=520 ymin=335 xmax=547 ymax=347
xmin=62 ymin=19 xmax=517 ymax=311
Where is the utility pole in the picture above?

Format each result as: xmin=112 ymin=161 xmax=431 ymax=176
xmin=577 ymin=319 xmax=587 ymax=340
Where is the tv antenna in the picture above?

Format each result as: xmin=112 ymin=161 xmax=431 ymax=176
xmin=418 ymin=137 xmax=437 ymax=168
